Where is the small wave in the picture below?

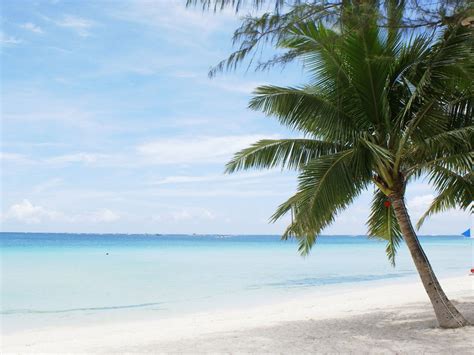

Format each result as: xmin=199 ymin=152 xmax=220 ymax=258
xmin=247 ymin=272 xmax=414 ymax=290
xmin=2 ymin=302 xmax=162 ymax=315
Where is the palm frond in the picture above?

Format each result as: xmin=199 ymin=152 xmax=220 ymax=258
xmin=417 ymin=166 xmax=474 ymax=228
xmin=406 ymin=127 xmax=474 ymax=176
xmin=271 ymin=149 xmax=370 ymax=255
xmin=367 ymin=190 xmax=403 ymax=266
xmin=393 ymin=25 xmax=473 ymax=162
xmin=281 ymin=22 xmax=349 ymax=87
xmin=249 ymin=85 xmax=360 ymax=142
xmin=225 ymin=138 xmax=343 ymax=173
xmin=343 ymin=17 xmax=393 ymax=129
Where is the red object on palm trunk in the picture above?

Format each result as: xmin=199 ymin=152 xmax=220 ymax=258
xmin=384 ymin=200 xmax=391 ymax=208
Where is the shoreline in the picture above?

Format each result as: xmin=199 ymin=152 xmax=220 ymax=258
xmin=2 ymin=275 xmax=473 ymax=353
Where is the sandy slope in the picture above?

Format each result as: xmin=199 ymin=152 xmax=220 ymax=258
xmin=2 ymin=276 xmax=473 ymax=353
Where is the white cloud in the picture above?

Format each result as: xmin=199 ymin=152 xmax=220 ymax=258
xmin=93 ymin=51 xmax=179 ymax=76
xmin=0 ymin=152 xmax=31 ymax=164
xmin=0 ymin=32 xmax=22 ymax=46
xmin=45 ymin=152 xmax=108 ymax=165
xmin=137 ymin=134 xmax=276 ymax=164
xmin=108 ymin=0 xmax=240 ymax=55
xmin=153 ymin=208 xmax=216 ymax=222
xmin=170 ymin=209 xmax=193 ymax=221
xmin=113 ymin=0 xmax=236 ymax=34
xmin=32 ymin=178 xmax=64 ymax=194
xmin=152 ymin=175 xmax=221 ymax=185
xmin=407 ymin=194 xmax=434 ymax=215
xmin=3 ymin=199 xmax=61 ymax=224
xmin=55 ymin=15 xmax=95 ymax=37
xmin=150 ymin=171 xmax=278 ymax=185
xmin=1 ymin=152 xmax=110 ymax=167
xmin=20 ymin=23 xmax=44 ymax=34
xmin=89 ymin=208 xmax=120 ymax=223
xmin=2 ymin=140 xmax=279 ymax=168
xmin=2 ymin=200 xmax=120 ymax=224
xmin=146 ymin=187 xmax=287 ymax=198
xmin=1 ymin=88 xmax=101 ymax=129
xmin=173 ymin=71 xmax=200 ymax=79
xmin=406 ymin=193 xmax=469 ymax=233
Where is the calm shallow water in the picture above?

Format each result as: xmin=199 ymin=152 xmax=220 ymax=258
xmin=1 ymin=233 xmax=472 ymax=332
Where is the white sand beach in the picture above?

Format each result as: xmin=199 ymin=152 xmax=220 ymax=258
xmin=2 ymin=275 xmax=473 ymax=354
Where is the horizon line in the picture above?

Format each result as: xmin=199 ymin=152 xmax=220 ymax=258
xmin=0 ymin=231 xmax=466 ymax=237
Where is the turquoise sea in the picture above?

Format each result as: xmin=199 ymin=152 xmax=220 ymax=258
xmin=1 ymin=233 xmax=472 ymax=333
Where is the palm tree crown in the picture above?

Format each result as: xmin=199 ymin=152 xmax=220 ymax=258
xmin=226 ymin=8 xmax=473 ymax=262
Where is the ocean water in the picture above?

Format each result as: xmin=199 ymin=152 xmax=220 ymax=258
xmin=1 ymin=233 xmax=472 ymax=333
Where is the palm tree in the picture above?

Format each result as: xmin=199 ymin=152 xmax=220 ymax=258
xmin=225 ymin=5 xmax=473 ymax=328
xmin=187 ymin=0 xmax=473 ymax=76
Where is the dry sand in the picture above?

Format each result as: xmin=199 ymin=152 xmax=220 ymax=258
xmin=2 ymin=276 xmax=473 ymax=354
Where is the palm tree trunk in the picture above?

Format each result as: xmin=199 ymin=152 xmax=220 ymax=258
xmin=390 ymin=194 xmax=469 ymax=328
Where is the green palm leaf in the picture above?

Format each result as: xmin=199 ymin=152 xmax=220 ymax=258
xmin=249 ymin=85 xmax=361 ymax=142
xmin=367 ymin=190 xmax=403 ymax=266
xmin=225 ymin=139 xmax=343 ymax=173
xmin=271 ymin=149 xmax=371 ymax=255
xmin=417 ymin=166 xmax=474 ymax=228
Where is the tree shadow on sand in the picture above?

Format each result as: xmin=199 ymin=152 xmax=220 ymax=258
xmin=131 ymin=298 xmax=474 ymax=353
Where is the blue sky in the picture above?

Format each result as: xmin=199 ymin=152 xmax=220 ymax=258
xmin=1 ymin=0 xmax=470 ymax=235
